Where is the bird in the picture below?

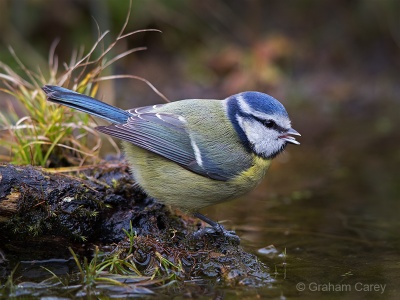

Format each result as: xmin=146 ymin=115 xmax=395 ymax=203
xmin=42 ymin=85 xmax=300 ymax=239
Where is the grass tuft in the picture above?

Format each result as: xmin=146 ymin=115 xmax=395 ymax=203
xmin=0 ymin=4 xmax=164 ymax=167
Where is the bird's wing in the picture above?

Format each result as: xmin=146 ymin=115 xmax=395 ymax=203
xmin=96 ymin=107 xmax=239 ymax=181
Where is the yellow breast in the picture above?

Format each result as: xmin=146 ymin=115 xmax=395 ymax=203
xmin=123 ymin=142 xmax=271 ymax=211
xmin=231 ymin=155 xmax=271 ymax=185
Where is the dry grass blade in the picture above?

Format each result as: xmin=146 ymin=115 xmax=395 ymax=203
xmin=102 ymin=47 xmax=148 ymax=70
xmin=96 ymin=75 xmax=170 ymax=103
xmin=119 ymin=29 xmax=163 ymax=40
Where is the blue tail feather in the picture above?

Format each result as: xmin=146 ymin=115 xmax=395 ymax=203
xmin=42 ymin=85 xmax=131 ymax=124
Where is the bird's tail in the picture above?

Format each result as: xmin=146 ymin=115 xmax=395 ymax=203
xmin=42 ymin=85 xmax=131 ymax=124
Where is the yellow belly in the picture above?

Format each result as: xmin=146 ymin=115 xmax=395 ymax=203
xmin=123 ymin=142 xmax=271 ymax=211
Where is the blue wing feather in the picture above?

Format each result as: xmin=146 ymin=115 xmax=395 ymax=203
xmin=98 ymin=124 xmax=195 ymax=164
xmin=96 ymin=109 xmax=235 ymax=181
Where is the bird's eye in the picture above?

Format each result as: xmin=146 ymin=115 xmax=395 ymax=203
xmin=263 ymin=120 xmax=275 ymax=128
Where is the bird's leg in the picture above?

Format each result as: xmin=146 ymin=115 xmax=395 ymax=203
xmin=193 ymin=212 xmax=240 ymax=244
xmin=194 ymin=212 xmax=221 ymax=229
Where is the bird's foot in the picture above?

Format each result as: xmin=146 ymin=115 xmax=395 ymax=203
xmin=192 ymin=212 xmax=240 ymax=245
xmin=192 ymin=224 xmax=240 ymax=245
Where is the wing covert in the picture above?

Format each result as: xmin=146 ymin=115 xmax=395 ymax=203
xmin=96 ymin=103 xmax=251 ymax=181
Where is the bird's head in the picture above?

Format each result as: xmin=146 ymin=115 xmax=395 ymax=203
xmin=226 ymin=91 xmax=300 ymax=159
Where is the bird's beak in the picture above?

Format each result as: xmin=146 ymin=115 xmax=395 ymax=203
xmin=279 ymin=128 xmax=301 ymax=145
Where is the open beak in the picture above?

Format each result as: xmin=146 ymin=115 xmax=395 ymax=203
xmin=279 ymin=128 xmax=301 ymax=145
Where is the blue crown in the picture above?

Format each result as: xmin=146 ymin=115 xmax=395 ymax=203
xmin=226 ymin=91 xmax=288 ymax=151
xmin=238 ymin=91 xmax=288 ymax=117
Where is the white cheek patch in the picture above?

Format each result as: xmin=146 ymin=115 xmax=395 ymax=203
xmin=236 ymin=114 xmax=285 ymax=157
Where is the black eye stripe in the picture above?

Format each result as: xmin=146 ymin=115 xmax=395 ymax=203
xmin=254 ymin=116 xmax=286 ymax=132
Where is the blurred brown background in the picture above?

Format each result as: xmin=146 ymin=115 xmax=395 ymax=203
xmin=1 ymin=0 xmax=398 ymax=102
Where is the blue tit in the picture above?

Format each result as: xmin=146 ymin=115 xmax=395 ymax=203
xmin=42 ymin=85 xmax=300 ymax=235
